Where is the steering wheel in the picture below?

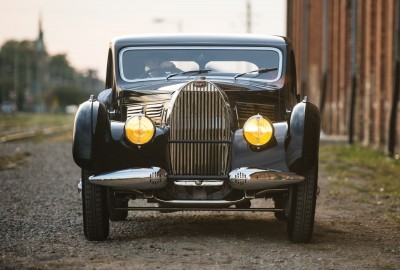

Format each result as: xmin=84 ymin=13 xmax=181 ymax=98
xmin=139 ymin=67 xmax=162 ymax=79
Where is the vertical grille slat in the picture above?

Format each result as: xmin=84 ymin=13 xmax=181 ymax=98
xmin=168 ymin=81 xmax=231 ymax=176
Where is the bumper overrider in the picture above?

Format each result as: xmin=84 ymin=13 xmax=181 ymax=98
xmin=88 ymin=167 xmax=304 ymax=190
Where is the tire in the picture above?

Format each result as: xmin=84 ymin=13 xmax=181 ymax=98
xmin=82 ymin=169 xmax=109 ymax=241
xmin=109 ymin=191 xmax=128 ymax=221
xmin=275 ymin=211 xmax=287 ymax=221
xmin=287 ymin=162 xmax=318 ymax=243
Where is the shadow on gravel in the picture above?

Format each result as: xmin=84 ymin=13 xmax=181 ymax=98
xmin=105 ymin=214 xmax=355 ymax=247
xmin=109 ymin=214 xmax=288 ymax=242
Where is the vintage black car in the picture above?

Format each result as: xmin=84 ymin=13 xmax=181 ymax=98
xmin=73 ymin=34 xmax=321 ymax=243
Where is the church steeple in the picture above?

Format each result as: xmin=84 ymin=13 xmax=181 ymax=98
xmin=35 ymin=14 xmax=46 ymax=54
xmin=38 ymin=15 xmax=43 ymax=41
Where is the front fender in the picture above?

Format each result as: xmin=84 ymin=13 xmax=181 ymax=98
xmin=72 ymin=95 xmax=108 ymax=169
xmin=285 ymin=97 xmax=321 ymax=173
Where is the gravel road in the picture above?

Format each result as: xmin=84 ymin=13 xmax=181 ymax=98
xmin=0 ymin=138 xmax=399 ymax=269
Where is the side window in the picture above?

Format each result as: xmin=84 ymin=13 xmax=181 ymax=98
xmin=105 ymin=49 xmax=113 ymax=89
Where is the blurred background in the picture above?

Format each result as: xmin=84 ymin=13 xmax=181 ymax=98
xmin=0 ymin=0 xmax=286 ymax=113
xmin=1 ymin=2 xmax=400 ymax=267
xmin=0 ymin=0 xmax=399 ymax=157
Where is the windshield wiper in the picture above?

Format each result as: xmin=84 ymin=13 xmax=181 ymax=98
xmin=234 ymin=67 xmax=278 ymax=80
xmin=166 ymin=69 xmax=211 ymax=80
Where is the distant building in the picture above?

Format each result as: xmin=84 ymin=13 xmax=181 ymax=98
xmin=287 ymin=0 xmax=400 ymax=156
xmin=32 ymin=16 xmax=47 ymax=112
xmin=0 ymin=16 xmax=104 ymax=113
xmin=34 ymin=17 xmax=46 ymax=54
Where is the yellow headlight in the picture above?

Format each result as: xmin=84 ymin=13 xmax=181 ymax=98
xmin=243 ymin=115 xmax=274 ymax=146
xmin=125 ymin=114 xmax=155 ymax=145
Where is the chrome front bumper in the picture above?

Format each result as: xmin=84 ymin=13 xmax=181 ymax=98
xmin=88 ymin=167 xmax=168 ymax=190
xmin=87 ymin=167 xmax=304 ymax=191
xmin=228 ymin=167 xmax=304 ymax=190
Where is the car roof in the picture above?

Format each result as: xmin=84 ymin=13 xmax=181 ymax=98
xmin=111 ymin=33 xmax=288 ymax=47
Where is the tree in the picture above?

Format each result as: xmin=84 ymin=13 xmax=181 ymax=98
xmin=0 ymin=39 xmax=104 ymax=112
xmin=48 ymin=85 xmax=88 ymax=110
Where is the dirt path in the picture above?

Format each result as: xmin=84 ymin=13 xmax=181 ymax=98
xmin=0 ymin=140 xmax=399 ymax=269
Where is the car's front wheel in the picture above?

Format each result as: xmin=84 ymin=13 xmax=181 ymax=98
xmin=82 ymin=169 xmax=109 ymax=241
xmin=287 ymin=162 xmax=318 ymax=243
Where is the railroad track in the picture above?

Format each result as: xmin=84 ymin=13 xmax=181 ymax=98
xmin=0 ymin=124 xmax=73 ymax=143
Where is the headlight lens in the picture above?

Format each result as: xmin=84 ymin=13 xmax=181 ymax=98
xmin=243 ymin=115 xmax=274 ymax=146
xmin=125 ymin=114 xmax=155 ymax=145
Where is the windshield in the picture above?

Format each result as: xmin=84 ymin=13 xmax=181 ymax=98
xmin=119 ymin=46 xmax=283 ymax=83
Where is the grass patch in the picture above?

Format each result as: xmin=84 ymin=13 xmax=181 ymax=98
xmin=320 ymin=144 xmax=400 ymax=223
xmin=0 ymin=151 xmax=31 ymax=170
xmin=0 ymin=113 xmax=74 ymax=142
xmin=320 ymin=144 xmax=400 ymax=194
xmin=0 ymin=113 xmax=74 ymax=130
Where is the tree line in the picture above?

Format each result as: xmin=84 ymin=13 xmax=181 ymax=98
xmin=0 ymin=39 xmax=104 ymax=112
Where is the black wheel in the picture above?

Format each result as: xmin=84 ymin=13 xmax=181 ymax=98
xmin=275 ymin=211 xmax=287 ymax=221
xmin=287 ymin=162 xmax=318 ymax=243
xmin=81 ymin=169 xmax=109 ymax=241
xmin=273 ymin=196 xmax=287 ymax=221
xmin=109 ymin=191 xmax=128 ymax=221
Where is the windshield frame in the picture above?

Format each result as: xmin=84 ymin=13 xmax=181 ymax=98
xmin=118 ymin=46 xmax=283 ymax=83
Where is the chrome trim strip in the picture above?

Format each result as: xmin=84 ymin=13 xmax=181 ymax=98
xmin=119 ymin=46 xmax=283 ymax=83
xmin=229 ymin=167 xmax=305 ymax=190
xmin=151 ymin=197 xmax=251 ymax=207
xmin=174 ymin=180 xmax=224 ymax=187
xmin=88 ymin=167 xmax=167 ymax=190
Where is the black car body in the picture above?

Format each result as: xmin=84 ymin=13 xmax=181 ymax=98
xmin=73 ymin=34 xmax=321 ymax=242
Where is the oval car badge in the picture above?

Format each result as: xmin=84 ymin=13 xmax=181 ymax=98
xmin=193 ymin=80 xmax=207 ymax=88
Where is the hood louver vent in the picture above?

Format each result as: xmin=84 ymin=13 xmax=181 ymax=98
xmin=125 ymin=103 xmax=164 ymax=125
xmin=235 ymin=102 xmax=276 ymax=128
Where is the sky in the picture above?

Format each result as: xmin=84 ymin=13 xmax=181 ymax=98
xmin=0 ymin=0 xmax=286 ymax=80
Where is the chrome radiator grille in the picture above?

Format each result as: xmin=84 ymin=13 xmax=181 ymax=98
xmin=168 ymin=81 xmax=232 ymax=176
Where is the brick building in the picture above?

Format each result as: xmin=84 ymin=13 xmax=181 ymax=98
xmin=286 ymin=0 xmax=400 ymax=156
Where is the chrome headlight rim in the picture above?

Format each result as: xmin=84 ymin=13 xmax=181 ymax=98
xmin=242 ymin=114 xmax=275 ymax=147
xmin=124 ymin=113 xmax=155 ymax=145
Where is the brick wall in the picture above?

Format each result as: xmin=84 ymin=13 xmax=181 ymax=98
xmin=287 ymin=0 xmax=400 ymax=155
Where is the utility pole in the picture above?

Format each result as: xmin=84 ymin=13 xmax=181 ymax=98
xmin=0 ymin=55 xmax=3 ymax=105
xmin=286 ymin=0 xmax=293 ymax=38
xmin=319 ymin=0 xmax=329 ymax=116
xmin=13 ymin=50 xmax=19 ymax=111
xmin=348 ymin=0 xmax=358 ymax=144
xmin=25 ymin=56 xmax=31 ymax=111
xmin=301 ymin=0 xmax=309 ymax=95
xmin=388 ymin=0 xmax=400 ymax=158
xmin=246 ymin=0 xmax=252 ymax=33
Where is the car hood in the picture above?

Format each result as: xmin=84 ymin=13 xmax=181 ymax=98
xmin=117 ymin=78 xmax=284 ymax=109
xmin=119 ymin=77 xmax=281 ymax=92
